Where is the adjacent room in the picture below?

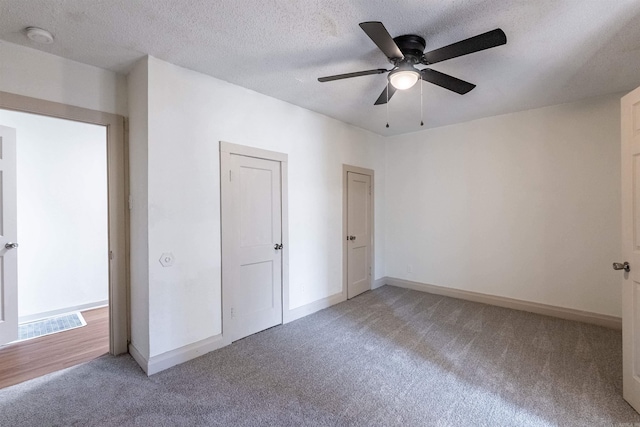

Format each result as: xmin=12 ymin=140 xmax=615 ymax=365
xmin=1 ymin=0 xmax=640 ymax=425
xmin=0 ymin=109 xmax=110 ymax=388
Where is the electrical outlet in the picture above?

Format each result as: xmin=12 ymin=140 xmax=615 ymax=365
xmin=160 ymin=253 xmax=175 ymax=267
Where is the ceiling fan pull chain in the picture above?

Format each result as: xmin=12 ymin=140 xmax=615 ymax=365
xmin=420 ymin=81 xmax=424 ymax=126
xmin=386 ymin=86 xmax=390 ymax=128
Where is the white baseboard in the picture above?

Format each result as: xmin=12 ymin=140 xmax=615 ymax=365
xmin=130 ymin=278 xmax=620 ymax=376
xmin=372 ymin=277 xmax=387 ymax=289
xmin=285 ymin=291 xmax=346 ymax=323
xmin=384 ymin=277 xmax=622 ymax=330
xmin=130 ymin=292 xmax=349 ymax=376
xmin=145 ymin=334 xmax=226 ymax=375
xmin=128 ymin=342 xmax=149 ymax=374
xmin=19 ymin=300 xmax=109 ymax=323
xmin=129 ymin=334 xmax=226 ymax=376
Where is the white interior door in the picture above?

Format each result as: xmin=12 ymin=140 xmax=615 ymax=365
xmin=347 ymin=171 xmax=371 ymax=299
xmin=0 ymin=125 xmax=18 ymax=345
xmin=228 ymin=154 xmax=282 ymax=341
xmin=622 ymin=85 xmax=640 ymax=412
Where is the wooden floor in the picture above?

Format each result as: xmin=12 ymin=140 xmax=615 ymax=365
xmin=0 ymin=307 xmax=109 ymax=389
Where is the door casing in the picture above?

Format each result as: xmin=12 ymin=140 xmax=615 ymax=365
xmin=0 ymin=91 xmax=129 ymax=355
xmin=342 ymin=164 xmax=375 ymax=299
xmin=0 ymin=125 xmax=17 ymax=345
xmin=621 ymin=85 xmax=640 ymax=412
xmin=220 ymin=141 xmax=289 ymax=344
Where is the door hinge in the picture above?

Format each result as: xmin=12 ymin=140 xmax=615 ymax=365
xmin=231 ymin=307 xmax=235 ymax=318
xmin=109 ymin=251 xmax=114 ymax=260
xmin=369 ymin=265 xmax=371 ymax=276
xmin=229 ymin=170 xmax=233 ymax=181
xmin=369 ymin=185 xmax=371 ymax=195
xmin=128 ymin=195 xmax=133 ymax=210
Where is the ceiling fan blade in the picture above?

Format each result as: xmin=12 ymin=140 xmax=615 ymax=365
xmin=359 ymin=22 xmax=404 ymax=60
xmin=420 ymin=69 xmax=476 ymax=94
xmin=423 ymin=28 xmax=507 ymax=65
xmin=374 ymin=83 xmax=397 ymax=105
xmin=318 ymin=68 xmax=389 ymax=82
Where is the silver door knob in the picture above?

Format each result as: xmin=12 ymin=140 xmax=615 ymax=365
xmin=4 ymin=242 xmax=18 ymax=249
xmin=613 ymin=262 xmax=630 ymax=272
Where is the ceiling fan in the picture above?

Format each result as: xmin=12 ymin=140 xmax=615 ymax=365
xmin=318 ymin=22 xmax=507 ymax=105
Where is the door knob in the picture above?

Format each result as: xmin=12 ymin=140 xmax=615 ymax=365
xmin=347 ymin=235 xmax=356 ymax=241
xmin=613 ymin=262 xmax=630 ymax=272
xmin=4 ymin=242 xmax=18 ymax=250
xmin=274 ymin=243 xmax=283 ymax=250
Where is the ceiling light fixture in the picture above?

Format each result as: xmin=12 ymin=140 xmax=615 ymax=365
xmin=388 ymin=65 xmax=420 ymax=90
xmin=25 ymin=27 xmax=54 ymax=44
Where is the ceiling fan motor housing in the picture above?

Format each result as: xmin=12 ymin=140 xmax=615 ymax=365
xmin=387 ymin=35 xmax=425 ymax=90
xmin=393 ymin=34 xmax=426 ymax=65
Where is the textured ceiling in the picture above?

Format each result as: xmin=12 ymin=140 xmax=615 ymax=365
xmin=1 ymin=0 xmax=640 ymax=136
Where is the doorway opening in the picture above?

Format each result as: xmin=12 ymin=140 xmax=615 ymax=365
xmin=0 ymin=91 xmax=127 ymax=389
xmin=0 ymin=109 xmax=110 ymax=388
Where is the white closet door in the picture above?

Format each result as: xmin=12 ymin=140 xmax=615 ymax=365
xmin=228 ymin=154 xmax=282 ymax=341
xmin=347 ymin=171 xmax=371 ymax=299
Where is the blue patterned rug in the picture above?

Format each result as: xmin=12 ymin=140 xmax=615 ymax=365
xmin=17 ymin=312 xmax=87 ymax=342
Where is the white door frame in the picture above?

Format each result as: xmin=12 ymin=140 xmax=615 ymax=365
xmin=342 ymin=164 xmax=375 ymax=299
xmin=220 ymin=141 xmax=289 ymax=344
xmin=622 ymin=86 xmax=640 ymax=412
xmin=0 ymin=91 xmax=129 ymax=355
xmin=0 ymin=125 xmax=18 ymax=345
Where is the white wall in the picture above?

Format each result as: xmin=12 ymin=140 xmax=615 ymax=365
xmin=0 ymin=109 xmax=109 ymax=320
xmin=128 ymin=56 xmax=386 ymax=358
xmin=0 ymin=37 xmax=625 ymax=367
xmin=0 ymin=41 xmax=127 ymax=116
xmin=128 ymin=57 xmax=150 ymax=357
xmin=385 ymin=94 xmax=622 ymax=317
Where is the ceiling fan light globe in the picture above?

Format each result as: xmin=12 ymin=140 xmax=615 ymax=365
xmin=389 ymin=70 xmax=419 ymax=90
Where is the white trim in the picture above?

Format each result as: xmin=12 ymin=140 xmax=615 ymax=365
xmin=130 ymin=334 xmax=226 ymax=376
xmin=284 ymin=292 xmax=346 ymax=324
xmin=146 ymin=334 xmax=225 ymax=375
xmin=343 ymin=164 xmax=375 ymax=300
xmin=372 ymin=277 xmax=387 ymax=289
xmin=281 ymin=161 xmax=290 ymax=324
xmin=0 ymin=91 xmax=129 ymax=356
xmin=128 ymin=342 xmax=149 ymax=374
xmin=18 ymin=300 xmax=109 ymax=323
xmin=384 ymin=277 xmax=622 ymax=330
xmin=220 ymin=141 xmax=287 ymax=162
xmin=135 ymin=290 xmax=346 ymax=376
xmin=129 ymin=335 xmax=227 ymax=376
xmin=220 ymin=141 xmax=289 ymax=345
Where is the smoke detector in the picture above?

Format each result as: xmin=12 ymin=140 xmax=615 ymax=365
xmin=25 ymin=27 xmax=54 ymax=44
